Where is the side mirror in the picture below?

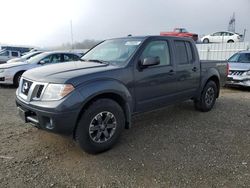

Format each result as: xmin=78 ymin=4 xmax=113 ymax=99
xmin=39 ymin=60 xmax=47 ymax=64
xmin=141 ymin=57 xmax=160 ymax=68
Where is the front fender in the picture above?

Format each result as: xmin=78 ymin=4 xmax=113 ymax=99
xmin=75 ymin=79 xmax=133 ymax=128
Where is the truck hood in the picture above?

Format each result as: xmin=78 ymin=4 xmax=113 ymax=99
xmin=23 ymin=61 xmax=118 ymax=85
xmin=0 ymin=61 xmax=27 ymax=69
xmin=229 ymin=62 xmax=250 ymax=71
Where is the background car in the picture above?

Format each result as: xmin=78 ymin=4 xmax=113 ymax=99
xmin=0 ymin=51 xmax=81 ymax=86
xmin=7 ymin=51 xmax=43 ymax=63
xmin=201 ymin=31 xmax=242 ymax=43
xmin=0 ymin=50 xmax=21 ymax=64
xmin=227 ymin=51 xmax=250 ymax=87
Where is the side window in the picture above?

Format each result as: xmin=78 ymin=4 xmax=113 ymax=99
xmin=141 ymin=41 xmax=171 ymax=66
xmin=213 ymin=32 xmax=222 ymax=36
xmin=11 ymin=51 xmax=19 ymax=57
xmin=41 ymin=55 xmax=53 ymax=64
xmin=63 ymin=54 xmax=79 ymax=62
xmin=50 ymin=54 xmax=61 ymax=63
xmin=174 ymin=41 xmax=189 ymax=65
xmin=0 ymin=51 xmax=10 ymax=56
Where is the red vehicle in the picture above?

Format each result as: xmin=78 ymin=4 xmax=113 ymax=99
xmin=160 ymin=28 xmax=198 ymax=42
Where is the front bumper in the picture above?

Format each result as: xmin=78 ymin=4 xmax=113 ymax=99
xmin=226 ymin=76 xmax=250 ymax=87
xmin=16 ymin=96 xmax=80 ymax=136
xmin=0 ymin=72 xmax=14 ymax=84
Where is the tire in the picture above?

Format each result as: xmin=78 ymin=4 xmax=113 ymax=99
xmin=227 ymin=40 xmax=234 ymax=43
xmin=194 ymin=81 xmax=218 ymax=112
xmin=75 ymin=98 xmax=125 ymax=154
xmin=203 ymin=38 xmax=209 ymax=43
xmin=14 ymin=72 xmax=24 ymax=87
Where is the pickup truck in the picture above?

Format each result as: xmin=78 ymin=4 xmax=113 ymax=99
xmin=16 ymin=36 xmax=227 ymax=154
xmin=160 ymin=28 xmax=198 ymax=42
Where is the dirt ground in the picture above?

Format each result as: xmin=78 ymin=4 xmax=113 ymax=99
xmin=0 ymin=86 xmax=249 ymax=188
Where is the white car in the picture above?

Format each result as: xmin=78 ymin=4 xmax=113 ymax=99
xmin=0 ymin=51 xmax=81 ymax=86
xmin=7 ymin=51 xmax=43 ymax=63
xmin=201 ymin=31 xmax=242 ymax=43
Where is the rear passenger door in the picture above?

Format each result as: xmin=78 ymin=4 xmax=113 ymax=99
xmin=174 ymin=40 xmax=200 ymax=98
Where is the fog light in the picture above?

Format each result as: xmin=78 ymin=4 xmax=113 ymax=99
xmin=46 ymin=118 xmax=55 ymax=130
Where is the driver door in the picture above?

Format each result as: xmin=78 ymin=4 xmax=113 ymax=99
xmin=134 ymin=39 xmax=178 ymax=112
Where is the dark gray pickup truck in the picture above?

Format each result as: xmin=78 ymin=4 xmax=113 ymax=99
xmin=16 ymin=36 xmax=227 ymax=153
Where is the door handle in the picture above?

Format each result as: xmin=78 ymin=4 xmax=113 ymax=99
xmin=192 ymin=67 xmax=197 ymax=72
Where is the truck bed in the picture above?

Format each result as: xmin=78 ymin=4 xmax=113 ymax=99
xmin=201 ymin=60 xmax=228 ymax=87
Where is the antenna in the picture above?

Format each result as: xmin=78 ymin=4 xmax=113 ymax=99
xmin=228 ymin=13 xmax=235 ymax=33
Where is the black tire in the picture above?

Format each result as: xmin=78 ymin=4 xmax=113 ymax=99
xmin=227 ymin=40 xmax=234 ymax=43
xmin=14 ymin=72 xmax=24 ymax=87
xmin=75 ymin=98 xmax=125 ymax=154
xmin=203 ymin=38 xmax=209 ymax=43
xmin=194 ymin=81 xmax=218 ymax=112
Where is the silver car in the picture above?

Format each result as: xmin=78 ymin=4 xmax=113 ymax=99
xmin=0 ymin=51 xmax=81 ymax=86
xmin=227 ymin=51 xmax=250 ymax=87
xmin=7 ymin=51 xmax=43 ymax=64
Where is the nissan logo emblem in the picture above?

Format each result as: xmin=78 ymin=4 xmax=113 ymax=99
xmin=22 ymin=82 xmax=29 ymax=93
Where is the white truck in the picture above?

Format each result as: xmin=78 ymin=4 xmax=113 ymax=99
xmin=0 ymin=50 xmax=21 ymax=64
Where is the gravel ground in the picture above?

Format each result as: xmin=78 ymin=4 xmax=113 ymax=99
xmin=0 ymin=86 xmax=249 ymax=188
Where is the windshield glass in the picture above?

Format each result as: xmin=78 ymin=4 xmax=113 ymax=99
xmin=21 ymin=51 xmax=41 ymax=59
xmin=81 ymin=39 xmax=142 ymax=64
xmin=228 ymin=53 xmax=250 ymax=63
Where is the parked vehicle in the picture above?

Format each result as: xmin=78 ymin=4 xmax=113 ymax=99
xmin=201 ymin=31 xmax=242 ymax=43
xmin=0 ymin=45 xmax=33 ymax=55
xmin=0 ymin=51 xmax=81 ymax=86
xmin=160 ymin=28 xmax=198 ymax=41
xmin=7 ymin=51 xmax=43 ymax=64
xmin=227 ymin=51 xmax=250 ymax=87
xmin=16 ymin=36 xmax=227 ymax=154
xmin=0 ymin=50 xmax=21 ymax=64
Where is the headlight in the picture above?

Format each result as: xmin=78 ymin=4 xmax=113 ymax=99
xmin=0 ymin=69 xmax=5 ymax=73
xmin=41 ymin=84 xmax=75 ymax=101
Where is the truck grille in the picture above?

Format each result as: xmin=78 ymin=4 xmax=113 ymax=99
xmin=229 ymin=71 xmax=245 ymax=76
xmin=18 ymin=78 xmax=47 ymax=102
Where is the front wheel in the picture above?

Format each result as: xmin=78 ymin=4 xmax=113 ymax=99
xmin=75 ymin=98 xmax=125 ymax=154
xmin=194 ymin=81 xmax=218 ymax=112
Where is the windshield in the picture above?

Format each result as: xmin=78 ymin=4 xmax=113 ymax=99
xmin=81 ymin=39 xmax=142 ymax=65
xmin=228 ymin=53 xmax=250 ymax=63
xmin=26 ymin=52 xmax=48 ymax=63
xmin=21 ymin=51 xmax=41 ymax=59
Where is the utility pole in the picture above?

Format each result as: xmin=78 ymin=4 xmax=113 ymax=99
xmin=70 ymin=20 xmax=74 ymax=49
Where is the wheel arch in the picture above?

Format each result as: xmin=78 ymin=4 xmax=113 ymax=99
xmin=73 ymin=81 xmax=133 ymax=139
xmin=200 ymin=69 xmax=221 ymax=99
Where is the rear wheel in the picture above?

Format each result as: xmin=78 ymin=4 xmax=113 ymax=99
xmin=194 ymin=81 xmax=218 ymax=112
xmin=14 ymin=72 xmax=24 ymax=87
xmin=75 ymin=98 xmax=125 ymax=154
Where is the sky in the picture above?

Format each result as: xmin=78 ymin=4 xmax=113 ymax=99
xmin=0 ymin=0 xmax=249 ymax=47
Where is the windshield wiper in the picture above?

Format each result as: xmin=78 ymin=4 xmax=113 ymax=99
xmin=87 ymin=59 xmax=109 ymax=65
